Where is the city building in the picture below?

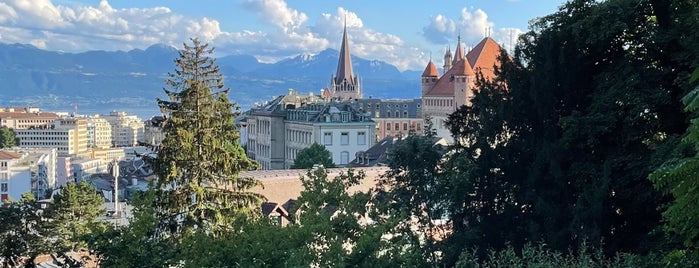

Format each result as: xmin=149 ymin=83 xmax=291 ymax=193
xmin=15 ymin=118 xmax=89 ymax=157
xmin=351 ymin=99 xmax=422 ymax=140
xmin=244 ymin=89 xmax=374 ymax=170
xmin=86 ymin=116 xmax=112 ymax=149
xmin=71 ymin=157 xmax=107 ymax=182
xmin=421 ymin=36 xmax=503 ymax=142
xmin=0 ymin=107 xmax=58 ymax=129
xmin=0 ymin=148 xmax=57 ymax=201
xmin=102 ymin=111 xmax=144 ymax=147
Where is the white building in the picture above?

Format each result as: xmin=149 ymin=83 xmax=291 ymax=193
xmin=102 ymin=111 xmax=144 ymax=147
xmin=15 ymin=118 xmax=89 ymax=157
xmin=71 ymin=158 xmax=107 ymax=182
xmin=86 ymin=116 xmax=113 ymax=149
xmin=246 ymin=97 xmax=375 ymax=170
xmin=0 ymin=148 xmax=57 ymax=201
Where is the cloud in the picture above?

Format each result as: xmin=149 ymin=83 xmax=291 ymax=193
xmin=0 ymin=0 xmax=429 ymax=70
xmin=422 ymin=7 xmax=522 ymax=53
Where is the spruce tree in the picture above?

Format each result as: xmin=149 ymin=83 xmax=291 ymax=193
xmin=153 ymin=38 xmax=262 ymax=237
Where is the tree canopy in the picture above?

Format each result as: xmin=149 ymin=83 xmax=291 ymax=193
xmin=0 ymin=126 xmax=17 ymax=148
xmin=291 ymin=143 xmax=335 ymax=169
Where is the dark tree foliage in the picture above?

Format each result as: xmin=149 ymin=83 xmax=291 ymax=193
xmin=291 ymin=143 xmax=335 ymax=169
xmin=152 ymin=38 xmax=263 ymax=238
xmin=440 ymin=0 xmax=699 ymax=264
xmin=0 ymin=126 xmax=17 ymax=148
xmin=0 ymin=194 xmax=48 ymax=267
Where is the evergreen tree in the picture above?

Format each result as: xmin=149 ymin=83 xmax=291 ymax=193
xmin=45 ymin=181 xmax=106 ymax=255
xmin=152 ymin=38 xmax=263 ymax=237
xmin=291 ymin=143 xmax=335 ymax=169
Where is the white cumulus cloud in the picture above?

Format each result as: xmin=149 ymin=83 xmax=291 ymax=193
xmin=422 ymin=7 xmax=522 ymax=53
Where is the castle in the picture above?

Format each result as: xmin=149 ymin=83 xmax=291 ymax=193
xmin=420 ymin=35 xmax=503 ymax=141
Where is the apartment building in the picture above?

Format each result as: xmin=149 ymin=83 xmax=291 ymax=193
xmin=86 ymin=116 xmax=113 ymax=149
xmin=102 ymin=111 xmax=144 ymax=147
xmin=0 ymin=148 xmax=57 ymax=201
xmin=15 ymin=118 xmax=89 ymax=157
xmin=245 ymin=94 xmax=375 ymax=169
xmin=351 ymin=98 xmax=423 ymax=140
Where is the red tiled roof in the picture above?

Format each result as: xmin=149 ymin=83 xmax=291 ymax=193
xmin=422 ymin=61 xmax=439 ymax=77
xmin=425 ymin=59 xmax=474 ymax=97
xmin=0 ymin=151 xmax=21 ymax=160
xmin=466 ymin=37 xmax=503 ymax=81
xmin=322 ymin=88 xmax=332 ymax=98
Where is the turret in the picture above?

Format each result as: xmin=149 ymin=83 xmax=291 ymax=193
xmin=452 ymin=59 xmax=475 ymax=108
xmin=453 ymin=34 xmax=465 ymax=65
xmin=421 ymin=61 xmax=439 ymax=96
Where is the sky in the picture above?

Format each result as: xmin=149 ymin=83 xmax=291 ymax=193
xmin=0 ymin=0 xmax=567 ymax=71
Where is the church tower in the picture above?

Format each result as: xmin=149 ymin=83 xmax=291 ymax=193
xmin=331 ymin=23 xmax=361 ymax=100
xmin=452 ymin=34 xmax=465 ymax=65
xmin=443 ymin=46 xmax=452 ymax=72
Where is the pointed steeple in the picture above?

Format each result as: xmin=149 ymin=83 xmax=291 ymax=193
xmin=453 ymin=34 xmax=464 ymax=65
xmin=335 ymin=22 xmax=355 ymax=85
xmin=443 ymin=45 xmax=453 ymax=71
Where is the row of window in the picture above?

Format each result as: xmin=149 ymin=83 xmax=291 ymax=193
xmin=424 ymin=98 xmax=454 ymax=107
xmin=22 ymin=136 xmax=69 ymax=140
xmin=287 ymin=129 xmax=312 ymax=144
xmin=323 ymin=131 xmax=366 ymax=146
xmin=386 ymin=122 xmax=412 ymax=131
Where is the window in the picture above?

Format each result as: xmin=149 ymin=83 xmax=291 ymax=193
xmin=386 ymin=123 xmax=391 ymax=130
xmin=403 ymin=123 xmax=408 ymax=130
xmin=340 ymin=151 xmax=350 ymax=165
xmin=1 ymin=194 xmax=7 ymax=201
xmin=357 ymin=131 xmax=366 ymax=145
xmin=395 ymin=123 xmax=399 ymax=131
xmin=324 ymin=132 xmax=332 ymax=145
xmin=341 ymin=132 xmax=349 ymax=145
xmin=395 ymin=111 xmax=400 ymax=118
xmin=404 ymin=111 xmax=408 ymax=118
xmin=1 ymin=183 xmax=7 ymax=192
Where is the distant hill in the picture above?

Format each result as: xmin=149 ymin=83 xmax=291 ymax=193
xmin=0 ymin=42 xmax=421 ymax=118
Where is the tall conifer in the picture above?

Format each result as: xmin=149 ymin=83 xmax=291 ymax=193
xmin=153 ymin=38 xmax=262 ymax=236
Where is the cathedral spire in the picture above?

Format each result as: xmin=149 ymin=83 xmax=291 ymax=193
xmin=335 ymin=21 xmax=355 ymax=85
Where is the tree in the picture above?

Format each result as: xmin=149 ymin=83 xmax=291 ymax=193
xmin=152 ymin=38 xmax=263 ymax=238
xmin=0 ymin=126 xmax=17 ymax=148
xmin=650 ymin=68 xmax=699 ymax=249
xmin=45 ymin=181 xmax=107 ymax=257
xmin=0 ymin=193 xmax=49 ymax=267
xmin=291 ymin=143 xmax=335 ymax=169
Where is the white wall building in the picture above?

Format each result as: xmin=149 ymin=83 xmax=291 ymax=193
xmin=71 ymin=158 xmax=107 ymax=182
xmin=86 ymin=116 xmax=113 ymax=149
xmin=102 ymin=111 xmax=144 ymax=147
xmin=0 ymin=148 xmax=57 ymax=201
xmin=15 ymin=118 xmax=89 ymax=157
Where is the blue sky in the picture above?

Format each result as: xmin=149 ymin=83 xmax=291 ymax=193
xmin=0 ymin=0 xmax=566 ymax=70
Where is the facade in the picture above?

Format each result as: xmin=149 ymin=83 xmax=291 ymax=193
xmin=421 ymin=36 xmax=503 ymax=143
xmin=15 ymin=118 xmax=89 ymax=157
xmin=0 ymin=107 xmax=58 ymax=130
xmin=89 ymin=147 xmax=126 ymax=163
xmin=102 ymin=111 xmax=144 ymax=147
xmin=0 ymin=148 xmax=57 ymax=201
xmin=71 ymin=158 xmax=107 ymax=182
xmin=351 ymin=98 xmax=423 ymax=140
xmin=245 ymin=93 xmax=375 ymax=170
xmin=86 ymin=116 xmax=113 ymax=149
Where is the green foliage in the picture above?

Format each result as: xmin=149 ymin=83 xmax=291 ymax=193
xmin=0 ymin=126 xmax=17 ymax=148
xmin=455 ymin=243 xmax=664 ymax=268
xmin=152 ymin=38 xmax=263 ymax=238
xmin=0 ymin=193 xmax=48 ymax=267
xmin=91 ymin=190 xmax=176 ymax=268
xmin=291 ymin=142 xmax=335 ymax=169
xmin=45 ymin=181 xmax=107 ymax=254
xmin=650 ymin=72 xmax=699 ymax=248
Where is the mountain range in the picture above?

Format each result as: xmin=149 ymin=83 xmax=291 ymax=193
xmin=0 ymin=43 xmax=422 ymax=118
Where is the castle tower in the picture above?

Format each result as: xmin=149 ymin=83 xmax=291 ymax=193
xmin=452 ymin=34 xmax=465 ymax=65
xmin=452 ymin=58 xmax=475 ymax=107
xmin=331 ymin=23 xmax=361 ymax=100
xmin=421 ymin=60 xmax=439 ymax=96
xmin=443 ymin=46 xmax=452 ymax=72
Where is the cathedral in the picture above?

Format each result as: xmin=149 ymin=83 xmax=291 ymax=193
xmin=330 ymin=24 xmax=362 ymax=101
xmin=421 ymin=35 xmax=504 ymax=142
